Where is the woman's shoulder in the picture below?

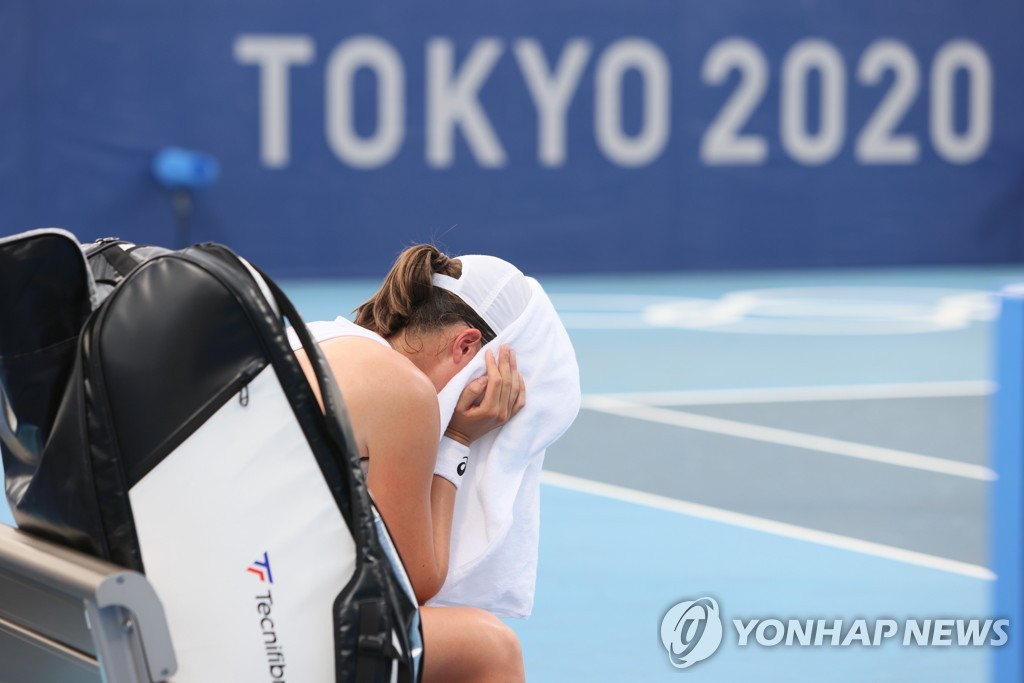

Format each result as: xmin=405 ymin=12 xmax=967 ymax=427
xmin=318 ymin=336 xmax=436 ymax=405
xmin=317 ymin=336 xmax=439 ymax=451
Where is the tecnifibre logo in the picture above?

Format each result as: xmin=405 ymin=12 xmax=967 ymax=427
xmin=248 ymin=551 xmax=287 ymax=683
xmin=660 ymin=597 xmax=1009 ymax=671
xmin=248 ymin=551 xmax=274 ymax=583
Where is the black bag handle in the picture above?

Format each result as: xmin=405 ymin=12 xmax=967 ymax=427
xmin=252 ymin=269 xmax=412 ymax=679
xmin=94 ymin=242 xmax=141 ymax=278
xmin=257 ymin=274 xmax=359 ymax=467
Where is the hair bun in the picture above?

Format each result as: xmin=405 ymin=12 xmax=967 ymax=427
xmin=430 ymin=250 xmax=450 ymax=273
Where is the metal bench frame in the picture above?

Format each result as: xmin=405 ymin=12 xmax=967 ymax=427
xmin=0 ymin=522 xmax=177 ymax=683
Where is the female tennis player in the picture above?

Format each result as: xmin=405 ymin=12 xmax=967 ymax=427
xmin=294 ymin=245 xmax=526 ymax=683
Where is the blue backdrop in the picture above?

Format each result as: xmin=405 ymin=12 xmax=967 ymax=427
xmin=1 ymin=0 xmax=1022 ymax=276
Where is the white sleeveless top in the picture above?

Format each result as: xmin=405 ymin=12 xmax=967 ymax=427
xmin=287 ymin=316 xmax=391 ymax=350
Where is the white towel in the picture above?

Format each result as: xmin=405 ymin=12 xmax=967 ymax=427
xmin=427 ymin=277 xmax=580 ymax=618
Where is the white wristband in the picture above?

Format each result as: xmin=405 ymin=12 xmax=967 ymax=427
xmin=434 ymin=436 xmax=470 ymax=489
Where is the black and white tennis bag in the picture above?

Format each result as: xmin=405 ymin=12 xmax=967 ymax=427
xmin=0 ymin=228 xmax=422 ymax=682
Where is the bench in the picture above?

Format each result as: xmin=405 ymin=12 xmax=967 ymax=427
xmin=0 ymin=522 xmax=177 ymax=683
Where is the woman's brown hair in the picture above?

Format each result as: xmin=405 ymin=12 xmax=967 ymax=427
xmin=353 ymin=245 xmax=496 ymax=345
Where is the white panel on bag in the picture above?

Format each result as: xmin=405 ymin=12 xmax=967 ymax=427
xmin=130 ymin=366 xmax=357 ymax=683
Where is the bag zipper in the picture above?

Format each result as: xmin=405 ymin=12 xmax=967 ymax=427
xmin=238 ymin=359 xmax=262 ymax=407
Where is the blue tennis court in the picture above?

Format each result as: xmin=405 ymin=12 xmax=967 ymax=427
xmin=524 ymin=265 xmax=1023 ymax=682
xmin=1 ymin=264 xmax=1021 ymax=681
xmin=282 ymin=265 xmax=1024 ymax=681
xmin=292 ymin=264 xmax=1024 ymax=681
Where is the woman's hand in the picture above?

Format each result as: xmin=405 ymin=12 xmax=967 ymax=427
xmin=445 ymin=344 xmax=526 ymax=445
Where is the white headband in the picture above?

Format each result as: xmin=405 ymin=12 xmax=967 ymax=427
xmin=431 ymin=255 xmax=532 ymax=335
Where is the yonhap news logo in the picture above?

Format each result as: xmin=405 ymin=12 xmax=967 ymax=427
xmin=659 ymin=598 xmax=724 ymax=669
xmin=659 ymin=597 xmax=1009 ymax=672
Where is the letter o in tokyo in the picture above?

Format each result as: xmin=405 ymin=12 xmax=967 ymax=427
xmin=326 ymin=36 xmax=406 ymax=169
xmin=595 ymin=38 xmax=671 ymax=167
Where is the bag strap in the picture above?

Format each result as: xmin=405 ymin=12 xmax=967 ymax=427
xmin=251 ymin=267 xmax=387 ymax=556
xmin=257 ymin=274 xmax=360 ymax=474
xmin=89 ymin=241 xmax=140 ymax=278
xmin=251 ymin=265 xmax=411 ymax=682
xmin=355 ymin=599 xmax=402 ymax=683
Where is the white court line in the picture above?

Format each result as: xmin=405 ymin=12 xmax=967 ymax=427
xmin=581 ymin=395 xmax=996 ymax=482
xmin=541 ymin=470 xmax=995 ymax=581
xmin=595 ymin=380 xmax=995 ymax=406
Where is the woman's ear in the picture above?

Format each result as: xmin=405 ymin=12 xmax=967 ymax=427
xmin=451 ymin=327 xmax=483 ymax=365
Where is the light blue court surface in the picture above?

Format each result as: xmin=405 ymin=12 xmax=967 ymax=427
xmin=4 ymin=265 xmax=1024 ymax=681
xmin=516 ymin=484 xmax=989 ymax=683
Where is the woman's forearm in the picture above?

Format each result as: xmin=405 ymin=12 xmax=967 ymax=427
xmin=427 ymin=475 xmax=456 ymax=598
